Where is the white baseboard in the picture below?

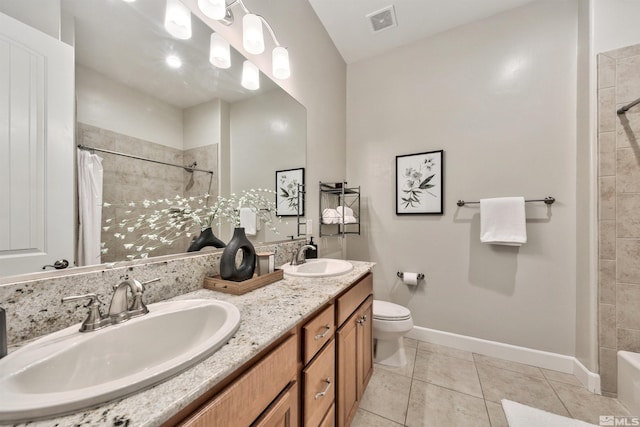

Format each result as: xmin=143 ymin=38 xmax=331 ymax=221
xmin=406 ymin=326 xmax=601 ymax=394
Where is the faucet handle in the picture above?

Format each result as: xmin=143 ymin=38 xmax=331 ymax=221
xmin=129 ymin=278 xmax=160 ymax=315
xmin=61 ymin=293 xmax=110 ymax=332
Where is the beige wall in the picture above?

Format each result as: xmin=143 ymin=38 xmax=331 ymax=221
xmin=76 ymin=66 xmax=184 ymax=150
xmin=230 ymin=89 xmax=306 ymax=242
xmin=346 ymin=1 xmax=579 ymax=355
xmin=597 ymin=44 xmax=640 ymax=394
xmin=184 ymin=0 xmax=347 ymax=257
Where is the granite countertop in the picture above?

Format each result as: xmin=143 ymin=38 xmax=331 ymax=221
xmin=5 ymin=261 xmax=374 ymax=427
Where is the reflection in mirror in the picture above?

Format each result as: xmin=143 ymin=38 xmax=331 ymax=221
xmin=1 ymin=0 xmax=306 ymax=278
xmin=69 ymin=0 xmax=306 ymax=265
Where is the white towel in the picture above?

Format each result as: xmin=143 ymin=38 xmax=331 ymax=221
xmin=240 ymin=208 xmax=257 ymax=235
xmin=343 ymin=215 xmax=357 ymax=224
xmin=322 ymin=208 xmax=341 ymax=224
xmin=336 ymin=206 xmax=354 ymax=217
xmin=480 ymin=197 xmax=527 ymax=246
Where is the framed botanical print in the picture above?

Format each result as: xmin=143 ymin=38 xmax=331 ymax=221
xmin=396 ymin=150 xmax=444 ymax=215
xmin=276 ymin=168 xmax=305 ymax=216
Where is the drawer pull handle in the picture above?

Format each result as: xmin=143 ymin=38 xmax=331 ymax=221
xmin=357 ymin=315 xmax=367 ymax=325
xmin=315 ymin=377 xmax=332 ymax=400
xmin=314 ymin=325 xmax=331 ymax=340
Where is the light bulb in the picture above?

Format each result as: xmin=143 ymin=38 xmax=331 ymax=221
xmin=164 ymin=0 xmax=192 ymax=40
xmin=272 ymin=46 xmax=290 ymax=79
xmin=198 ymin=0 xmax=226 ymax=20
xmin=241 ymin=60 xmax=260 ymax=90
xmin=243 ymin=13 xmax=264 ymax=54
xmin=166 ymin=55 xmax=182 ymax=69
xmin=209 ymin=33 xmax=231 ymax=69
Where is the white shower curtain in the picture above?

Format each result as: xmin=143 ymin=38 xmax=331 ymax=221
xmin=77 ymin=149 xmax=104 ymax=266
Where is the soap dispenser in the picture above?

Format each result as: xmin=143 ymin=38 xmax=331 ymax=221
xmin=305 ymin=237 xmax=318 ymax=259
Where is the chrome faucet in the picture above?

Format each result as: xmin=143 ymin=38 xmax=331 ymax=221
xmin=62 ymin=277 xmax=160 ymax=332
xmin=290 ymin=244 xmax=316 ymax=266
xmin=108 ymin=278 xmax=147 ymax=324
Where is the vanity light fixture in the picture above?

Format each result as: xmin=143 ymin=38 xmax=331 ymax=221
xmin=164 ymin=0 xmax=192 ymax=40
xmin=197 ymin=0 xmax=227 ymax=20
xmin=209 ymin=33 xmax=231 ymax=68
xmin=242 ymin=13 xmax=264 ymax=54
xmin=241 ymin=60 xmax=259 ymax=90
xmin=196 ymin=0 xmax=291 ymax=80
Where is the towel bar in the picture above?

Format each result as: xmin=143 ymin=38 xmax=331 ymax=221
xmin=456 ymin=197 xmax=555 ymax=207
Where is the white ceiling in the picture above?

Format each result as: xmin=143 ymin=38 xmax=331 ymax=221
xmin=307 ymin=0 xmax=537 ymax=64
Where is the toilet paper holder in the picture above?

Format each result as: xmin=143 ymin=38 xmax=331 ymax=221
xmin=397 ymin=272 xmax=424 ymax=280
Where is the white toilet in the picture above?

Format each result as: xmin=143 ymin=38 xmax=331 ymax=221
xmin=372 ymin=300 xmax=414 ymax=367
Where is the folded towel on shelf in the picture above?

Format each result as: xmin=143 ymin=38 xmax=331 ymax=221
xmin=322 ymin=208 xmax=341 ymax=224
xmin=240 ymin=208 xmax=257 ymax=235
xmin=336 ymin=206 xmax=354 ymax=217
xmin=343 ymin=215 xmax=357 ymax=224
xmin=480 ymin=197 xmax=527 ymax=246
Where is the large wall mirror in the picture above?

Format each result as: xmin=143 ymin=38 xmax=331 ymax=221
xmin=0 ymin=0 xmax=306 ymax=279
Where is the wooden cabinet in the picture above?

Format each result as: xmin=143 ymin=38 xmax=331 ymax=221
xmin=303 ymin=340 xmax=335 ymax=426
xmin=172 ymin=272 xmax=373 ymax=427
xmin=336 ymin=275 xmax=373 ymax=427
xmin=179 ymin=335 xmax=297 ymax=427
xmin=303 ymin=304 xmax=335 ymax=365
xmin=253 ymin=381 xmax=299 ymax=427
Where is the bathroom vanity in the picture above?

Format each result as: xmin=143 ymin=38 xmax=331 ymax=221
xmin=1 ymin=260 xmax=374 ymax=427
xmin=170 ymin=268 xmax=373 ymax=427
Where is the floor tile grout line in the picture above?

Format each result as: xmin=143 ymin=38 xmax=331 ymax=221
xmin=358 ymin=407 xmax=404 ymax=426
xmin=403 ymin=344 xmax=419 ymax=426
xmin=545 ymin=374 xmax=576 ymax=419
xmin=472 ymin=355 xmax=495 ymax=426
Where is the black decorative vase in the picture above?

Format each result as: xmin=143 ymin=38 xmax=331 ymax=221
xmin=187 ymin=227 xmax=226 ymax=252
xmin=220 ymin=227 xmax=256 ymax=281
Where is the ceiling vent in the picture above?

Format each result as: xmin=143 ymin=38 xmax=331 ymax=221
xmin=366 ymin=5 xmax=397 ymax=33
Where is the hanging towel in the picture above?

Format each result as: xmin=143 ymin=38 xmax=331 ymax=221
xmin=240 ymin=208 xmax=257 ymax=235
xmin=480 ymin=197 xmax=527 ymax=246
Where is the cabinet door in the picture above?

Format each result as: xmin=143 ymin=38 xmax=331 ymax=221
xmin=253 ymin=381 xmax=299 ymax=427
xmin=336 ymin=311 xmax=358 ymax=427
xmin=357 ymin=297 xmax=373 ymax=399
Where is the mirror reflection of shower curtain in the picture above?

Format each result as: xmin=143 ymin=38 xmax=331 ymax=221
xmin=77 ymin=149 xmax=104 ymax=266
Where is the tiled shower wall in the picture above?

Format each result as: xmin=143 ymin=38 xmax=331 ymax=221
xmin=598 ymin=44 xmax=640 ymax=395
xmin=77 ymin=123 xmax=218 ymax=263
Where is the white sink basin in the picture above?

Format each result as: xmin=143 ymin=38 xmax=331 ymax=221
xmin=0 ymin=299 xmax=240 ymax=423
xmin=281 ymin=258 xmax=353 ymax=277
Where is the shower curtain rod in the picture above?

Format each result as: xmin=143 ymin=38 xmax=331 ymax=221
xmin=77 ymin=144 xmax=214 ymax=175
xmin=617 ymin=97 xmax=640 ymax=115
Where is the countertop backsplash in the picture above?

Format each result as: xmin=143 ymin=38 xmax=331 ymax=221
xmin=0 ymin=239 xmax=305 ymax=346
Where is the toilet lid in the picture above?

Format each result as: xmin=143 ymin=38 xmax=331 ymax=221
xmin=373 ymin=300 xmax=411 ymax=321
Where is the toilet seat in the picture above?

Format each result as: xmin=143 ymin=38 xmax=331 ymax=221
xmin=373 ymin=300 xmax=411 ymax=321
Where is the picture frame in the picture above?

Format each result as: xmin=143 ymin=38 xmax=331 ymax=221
xmin=396 ymin=150 xmax=444 ymax=215
xmin=276 ymin=167 xmax=305 ymax=216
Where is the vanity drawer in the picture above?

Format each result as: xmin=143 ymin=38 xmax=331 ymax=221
xmin=303 ymin=339 xmax=335 ymax=426
xmin=303 ymin=304 xmax=335 ymax=364
xmin=319 ymin=404 xmax=335 ymax=427
xmin=336 ymin=273 xmax=372 ymax=327
xmin=181 ymin=335 xmax=297 ymax=427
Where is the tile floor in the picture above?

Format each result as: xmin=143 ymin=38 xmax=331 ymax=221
xmin=352 ymin=338 xmax=632 ymax=426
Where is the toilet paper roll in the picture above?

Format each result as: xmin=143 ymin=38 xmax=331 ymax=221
xmin=403 ymin=272 xmax=419 ymax=286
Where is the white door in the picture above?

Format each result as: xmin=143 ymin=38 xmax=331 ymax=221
xmin=0 ymin=11 xmax=74 ymax=276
